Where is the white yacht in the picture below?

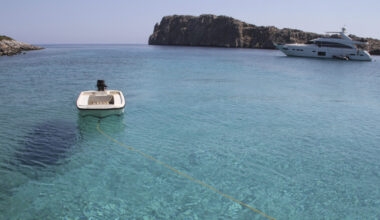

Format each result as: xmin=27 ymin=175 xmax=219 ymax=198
xmin=77 ymin=80 xmax=125 ymax=117
xmin=275 ymin=28 xmax=372 ymax=61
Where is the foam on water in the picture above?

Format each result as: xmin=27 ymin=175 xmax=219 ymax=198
xmin=0 ymin=45 xmax=380 ymax=219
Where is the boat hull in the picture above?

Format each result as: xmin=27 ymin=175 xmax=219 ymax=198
xmin=76 ymin=90 xmax=125 ymax=117
xmin=78 ymin=108 xmax=124 ymax=118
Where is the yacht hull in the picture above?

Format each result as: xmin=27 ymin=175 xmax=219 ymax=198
xmin=275 ymin=44 xmax=371 ymax=61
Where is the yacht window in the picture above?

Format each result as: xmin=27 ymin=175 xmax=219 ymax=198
xmin=318 ymin=52 xmax=326 ymax=56
xmin=318 ymin=41 xmax=353 ymax=49
xmin=283 ymin=48 xmax=289 ymax=50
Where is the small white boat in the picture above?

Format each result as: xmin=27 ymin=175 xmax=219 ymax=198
xmin=77 ymin=80 xmax=125 ymax=117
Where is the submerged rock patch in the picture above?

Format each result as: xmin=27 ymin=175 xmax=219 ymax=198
xmin=15 ymin=120 xmax=78 ymax=167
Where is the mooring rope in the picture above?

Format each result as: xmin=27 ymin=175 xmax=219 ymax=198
xmin=96 ymin=120 xmax=275 ymax=220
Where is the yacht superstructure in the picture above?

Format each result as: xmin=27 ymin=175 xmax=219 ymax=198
xmin=275 ymin=28 xmax=371 ymax=61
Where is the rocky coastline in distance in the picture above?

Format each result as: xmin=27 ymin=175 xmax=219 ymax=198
xmin=0 ymin=36 xmax=43 ymax=56
xmin=149 ymin=14 xmax=380 ymax=55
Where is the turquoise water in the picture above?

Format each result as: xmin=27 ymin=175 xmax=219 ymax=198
xmin=1 ymin=45 xmax=380 ymax=219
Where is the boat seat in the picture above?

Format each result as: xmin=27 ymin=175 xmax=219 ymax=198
xmin=88 ymin=95 xmax=114 ymax=105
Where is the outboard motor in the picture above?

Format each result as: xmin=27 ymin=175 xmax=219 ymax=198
xmin=96 ymin=80 xmax=107 ymax=91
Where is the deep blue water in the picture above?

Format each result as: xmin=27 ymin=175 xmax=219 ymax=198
xmin=0 ymin=45 xmax=380 ymax=219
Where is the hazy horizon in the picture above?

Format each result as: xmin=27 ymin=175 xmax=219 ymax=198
xmin=1 ymin=0 xmax=379 ymax=44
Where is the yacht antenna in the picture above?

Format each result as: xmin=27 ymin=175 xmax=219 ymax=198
xmin=326 ymin=27 xmax=351 ymax=40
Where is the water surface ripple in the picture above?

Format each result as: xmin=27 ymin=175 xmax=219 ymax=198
xmin=0 ymin=45 xmax=379 ymax=219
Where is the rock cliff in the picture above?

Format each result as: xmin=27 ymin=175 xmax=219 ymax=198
xmin=0 ymin=36 xmax=43 ymax=56
xmin=149 ymin=15 xmax=380 ymax=55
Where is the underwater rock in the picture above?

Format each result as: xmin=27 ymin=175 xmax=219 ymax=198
xmin=15 ymin=120 xmax=78 ymax=167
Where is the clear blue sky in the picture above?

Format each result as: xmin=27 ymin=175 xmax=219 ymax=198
xmin=1 ymin=0 xmax=379 ymax=44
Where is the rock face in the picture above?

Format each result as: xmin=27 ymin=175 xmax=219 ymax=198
xmin=149 ymin=15 xmax=380 ymax=55
xmin=0 ymin=36 xmax=43 ymax=56
xmin=362 ymin=38 xmax=380 ymax=55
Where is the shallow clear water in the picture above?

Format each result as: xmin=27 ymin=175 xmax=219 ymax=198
xmin=0 ymin=45 xmax=380 ymax=219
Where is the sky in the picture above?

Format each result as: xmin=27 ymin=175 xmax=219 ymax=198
xmin=1 ymin=0 xmax=379 ymax=44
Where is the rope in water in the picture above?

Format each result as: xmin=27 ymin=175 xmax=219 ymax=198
xmin=96 ymin=120 xmax=275 ymax=220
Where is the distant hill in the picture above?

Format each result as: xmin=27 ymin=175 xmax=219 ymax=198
xmin=149 ymin=15 xmax=380 ymax=55
xmin=0 ymin=35 xmax=43 ymax=56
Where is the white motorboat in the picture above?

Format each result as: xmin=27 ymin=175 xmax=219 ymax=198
xmin=77 ymin=80 xmax=125 ymax=117
xmin=275 ymin=28 xmax=372 ymax=61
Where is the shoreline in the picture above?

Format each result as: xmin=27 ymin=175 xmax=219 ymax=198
xmin=0 ymin=38 xmax=43 ymax=56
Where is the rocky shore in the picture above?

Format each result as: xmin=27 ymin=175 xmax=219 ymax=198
xmin=149 ymin=15 xmax=380 ymax=55
xmin=0 ymin=36 xmax=43 ymax=56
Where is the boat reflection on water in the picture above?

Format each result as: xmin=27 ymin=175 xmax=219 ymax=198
xmin=77 ymin=114 xmax=126 ymax=140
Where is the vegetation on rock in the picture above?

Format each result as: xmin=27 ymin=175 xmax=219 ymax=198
xmin=0 ymin=35 xmax=13 ymax=41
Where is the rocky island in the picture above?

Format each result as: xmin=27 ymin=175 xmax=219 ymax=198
xmin=0 ymin=36 xmax=43 ymax=56
xmin=149 ymin=14 xmax=380 ymax=55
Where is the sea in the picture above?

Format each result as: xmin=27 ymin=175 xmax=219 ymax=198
xmin=0 ymin=44 xmax=379 ymax=219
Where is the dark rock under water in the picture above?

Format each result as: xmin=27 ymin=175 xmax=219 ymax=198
xmin=15 ymin=120 xmax=78 ymax=167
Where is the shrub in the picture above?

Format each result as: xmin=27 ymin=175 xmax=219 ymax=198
xmin=0 ymin=35 xmax=13 ymax=41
